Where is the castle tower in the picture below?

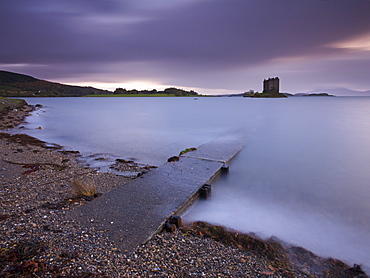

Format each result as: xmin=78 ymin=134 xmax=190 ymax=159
xmin=263 ymin=77 xmax=279 ymax=94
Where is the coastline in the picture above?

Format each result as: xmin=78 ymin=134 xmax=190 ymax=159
xmin=0 ymin=101 xmax=368 ymax=277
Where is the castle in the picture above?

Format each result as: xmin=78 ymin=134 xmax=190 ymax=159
xmin=263 ymin=77 xmax=279 ymax=94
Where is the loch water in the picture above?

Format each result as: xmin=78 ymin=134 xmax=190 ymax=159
xmin=18 ymin=96 xmax=370 ymax=272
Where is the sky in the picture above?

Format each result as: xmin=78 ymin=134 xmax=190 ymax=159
xmin=1 ymin=0 xmax=370 ymax=95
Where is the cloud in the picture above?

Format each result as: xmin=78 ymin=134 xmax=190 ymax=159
xmin=329 ymin=33 xmax=370 ymax=51
xmin=1 ymin=0 xmax=370 ymax=93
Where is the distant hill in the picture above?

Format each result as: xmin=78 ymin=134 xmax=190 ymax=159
xmin=113 ymin=87 xmax=198 ymax=97
xmin=305 ymin=88 xmax=370 ymax=97
xmin=0 ymin=70 xmax=199 ymax=97
xmin=0 ymin=70 xmax=111 ymax=97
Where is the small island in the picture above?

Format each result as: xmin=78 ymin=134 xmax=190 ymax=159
xmin=303 ymin=93 xmax=335 ymax=97
xmin=243 ymin=91 xmax=287 ymax=98
xmin=244 ymin=77 xmax=287 ymax=98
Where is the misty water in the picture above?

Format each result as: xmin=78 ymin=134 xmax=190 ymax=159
xmin=16 ymin=96 xmax=370 ymax=272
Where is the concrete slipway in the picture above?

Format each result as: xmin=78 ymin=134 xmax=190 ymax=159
xmin=69 ymin=128 xmax=248 ymax=253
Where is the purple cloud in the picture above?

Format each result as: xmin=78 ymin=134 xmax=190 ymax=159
xmin=1 ymin=0 xmax=370 ymax=94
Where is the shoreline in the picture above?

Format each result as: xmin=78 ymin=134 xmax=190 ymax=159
xmin=0 ymin=98 xmax=35 ymax=130
xmin=0 ymin=100 xmax=368 ymax=277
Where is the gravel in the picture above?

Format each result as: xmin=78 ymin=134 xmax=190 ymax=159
xmin=0 ymin=132 xmax=281 ymax=277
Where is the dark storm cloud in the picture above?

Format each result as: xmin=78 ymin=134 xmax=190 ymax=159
xmin=130 ymin=0 xmax=370 ymax=67
xmin=1 ymin=0 xmax=370 ymax=92
xmin=0 ymin=0 xmax=128 ymax=63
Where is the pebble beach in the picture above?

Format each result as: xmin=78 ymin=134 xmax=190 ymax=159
xmin=0 ymin=100 xmax=368 ymax=277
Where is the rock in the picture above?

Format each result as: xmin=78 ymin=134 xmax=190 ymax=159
xmin=164 ymin=222 xmax=176 ymax=232
xmin=167 ymin=156 xmax=180 ymax=162
xmin=169 ymin=215 xmax=183 ymax=228
xmin=349 ymin=264 xmax=367 ymax=277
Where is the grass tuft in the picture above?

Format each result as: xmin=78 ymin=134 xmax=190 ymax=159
xmin=179 ymin=147 xmax=197 ymax=156
xmin=71 ymin=178 xmax=97 ymax=197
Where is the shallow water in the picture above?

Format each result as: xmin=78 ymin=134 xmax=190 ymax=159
xmin=20 ymin=97 xmax=259 ymax=165
xmin=18 ymin=96 xmax=370 ymax=272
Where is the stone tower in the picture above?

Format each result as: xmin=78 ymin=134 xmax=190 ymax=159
xmin=263 ymin=77 xmax=279 ymax=94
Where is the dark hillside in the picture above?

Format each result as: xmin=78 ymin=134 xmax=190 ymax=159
xmin=0 ymin=71 xmax=37 ymax=83
xmin=0 ymin=70 xmax=111 ymax=97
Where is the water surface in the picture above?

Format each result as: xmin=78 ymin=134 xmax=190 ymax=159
xmin=18 ymin=96 xmax=370 ymax=272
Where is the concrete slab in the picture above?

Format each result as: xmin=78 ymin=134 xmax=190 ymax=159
xmin=183 ymin=131 xmax=247 ymax=163
xmin=68 ymin=131 xmax=248 ymax=253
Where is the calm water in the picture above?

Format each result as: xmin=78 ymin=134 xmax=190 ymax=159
xmin=17 ymin=97 xmax=370 ymax=271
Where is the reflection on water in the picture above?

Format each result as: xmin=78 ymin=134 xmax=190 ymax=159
xmin=18 ymin=96 xmax=370 ymax=272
